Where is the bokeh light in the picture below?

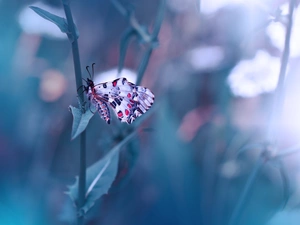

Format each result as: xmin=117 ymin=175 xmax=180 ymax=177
xmin=227 ymin=50 xmax=280 ymax=97
xmin=93 ymin=68 xmax=137 ymax=84
xmin=187 ymin=46 xmax=224 ymax=70
xmin=39 ymin=69 xmax=67 ymax=102
xmin=201 ymin=0 xmax=273 ymax=14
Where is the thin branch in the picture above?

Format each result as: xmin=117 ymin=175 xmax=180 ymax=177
xmin=62 ymin=1 xmax=84 ymax=108
xmin=110 ymin=0 xmax=128 ymax=17
xmin=152 ymin=0 xmax=165 ymax=38
xmin=277 ymin=161 xmax=291 ymax=209
xmin=136 ymin=47 xmax=153 ymax=86
xmin=118 ymin=27 xmax=136 ymax=74
xmin=111 ymin=0 xmax=151 ymax=42
xmin=62 ymin=1 xmax=86 ymax=225
xmin=267 ymin=0 xmax=295 ymax=143
xmin=272 ymin=143 xmax=300 ymax=159
xmin=229 ymin=2 xmax=296 ymax=224
xmin=78 ymin=131 xmax=86 ymax=225
xmin=136 ymin=0 xmax=165 ymax=85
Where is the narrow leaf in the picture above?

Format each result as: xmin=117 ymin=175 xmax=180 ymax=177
xmin=278 ymin=162 xmax=291 ymax=209
xmin=69 ymin=106 xmax=94 ymax=140
xmin=67 ymin=131 xmax=137 ymax=214
xmin=82 ymin=151 xmax=119 ymax=214
xmin=237 ymin=143 xmax=264 ymax=155
xmin=272 ymin=143 xmax=300 ymax=159
xmin=136 ymin=47 xmax=153 ymax=85
xmin=152 ymin=0 xmax=165 ymax=38
xmin=30 ymin=6 xmax=69 ymax=33
xmin=118 ymin=27 xmax=136 ymax=73
xmin=110 ymin=0 xmax=129 ymax=17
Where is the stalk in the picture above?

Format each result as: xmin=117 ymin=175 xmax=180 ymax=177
xmin=62 ymin=1 xmax=86 ymax=224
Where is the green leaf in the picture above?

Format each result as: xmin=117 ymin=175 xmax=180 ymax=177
xmin=66 ymin=131 xmax=137 ymax=215
xmin=29 ymin=6 xmax=69 ymax=33
xmin=69 ymin=106 xmax=94 ymax=140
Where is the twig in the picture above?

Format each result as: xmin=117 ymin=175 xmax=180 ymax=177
xmin=136 ymin=47 xmax=153 ymax=85
xmin=272 ymin=143 xmax=300 ymax=159
xmin=118 ymin=28 xmax=136 ymax=74
xmin=62 ymin=1 xmax=86 ymax=224
xmin=136 ymin=0 xmax=165 ymax=85
xmin=267 ymin=0 xmax=295 ymax=143
xmin=111 ymin=0 xmax=152 ymax=42
xmin=112 ymin=0 xmax=165 ymax=84
xmin=230 ymin=1 xmax=295 ymax=223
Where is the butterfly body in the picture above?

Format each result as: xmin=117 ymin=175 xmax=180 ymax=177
xmin=84 ymin=77 xmax=154 ymax=124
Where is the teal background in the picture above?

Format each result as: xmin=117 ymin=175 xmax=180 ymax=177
xmin=0 ymin=1 xmax=299 ymax=225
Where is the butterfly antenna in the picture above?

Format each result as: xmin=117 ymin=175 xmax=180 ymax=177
xmin=86 ymin=65 xmax=92 ymax=79
xmin=92 ymin=63 xmax=96 ymax=79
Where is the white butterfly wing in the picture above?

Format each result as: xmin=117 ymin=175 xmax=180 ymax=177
xmin=93 ymin=77 xmax=155 ymax=124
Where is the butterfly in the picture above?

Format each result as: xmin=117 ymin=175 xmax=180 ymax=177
xmin=83 ymin=65 xmax=155 ymax=124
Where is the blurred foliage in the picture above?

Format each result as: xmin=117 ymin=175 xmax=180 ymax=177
xmin=1 ymin=0 xmax=300 ymax=225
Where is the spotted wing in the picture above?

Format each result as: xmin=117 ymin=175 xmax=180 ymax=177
xmin=93 ymin=77 xmax=155 ymax=124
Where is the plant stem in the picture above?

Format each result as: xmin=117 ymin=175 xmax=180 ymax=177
xmin=136 ymin=47 xmax=153 ymax=86
xmin=228 ymin=157 xmax=264 ymax=225
xmin=78 ymin=130 xmax=86 ymax=225
xmin=111 ymin=0 xmax=152 ymax=43
xmin=62 ymin=1 xmax=86 ymax=224
xmin=229 ymin=1 xmax=295 ymax=225
xmin=272 ymin=142 xmax=300 ymax=159
xmin=62 ymin=0 xmax=85 ymax=107
xmin=267 ymin=0 xmax=295 ymax=143
xmin=112 ymin=0 xmax=165 ymax=85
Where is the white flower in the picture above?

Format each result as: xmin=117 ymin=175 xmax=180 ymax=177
xmin=187 ymin=46 xmax=224 ymax=70
xmin=227 ymin=50 xmax=280 ymax=97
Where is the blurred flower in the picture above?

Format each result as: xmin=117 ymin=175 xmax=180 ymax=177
xmin=227 ymin=50 xmax=280 ymax=97
xmin=18 ymin=2 xmax=67 ymax=39
xmin=93 ymin=68 xmax=137 ymax=84
xmin=220 ymin=160 xmax=240 ymax=178
xmin=267 ymin=3 xmax=300 ymax=57
xmin=186 ymin=46 xmax=224 ymax=70
xmin=39 ymin=69 xmax=67 ymax=102
xmin=177 ymin=106 xmax=214 ymax=142
xmin=201 ymin=0 xmax=272 ymax=14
